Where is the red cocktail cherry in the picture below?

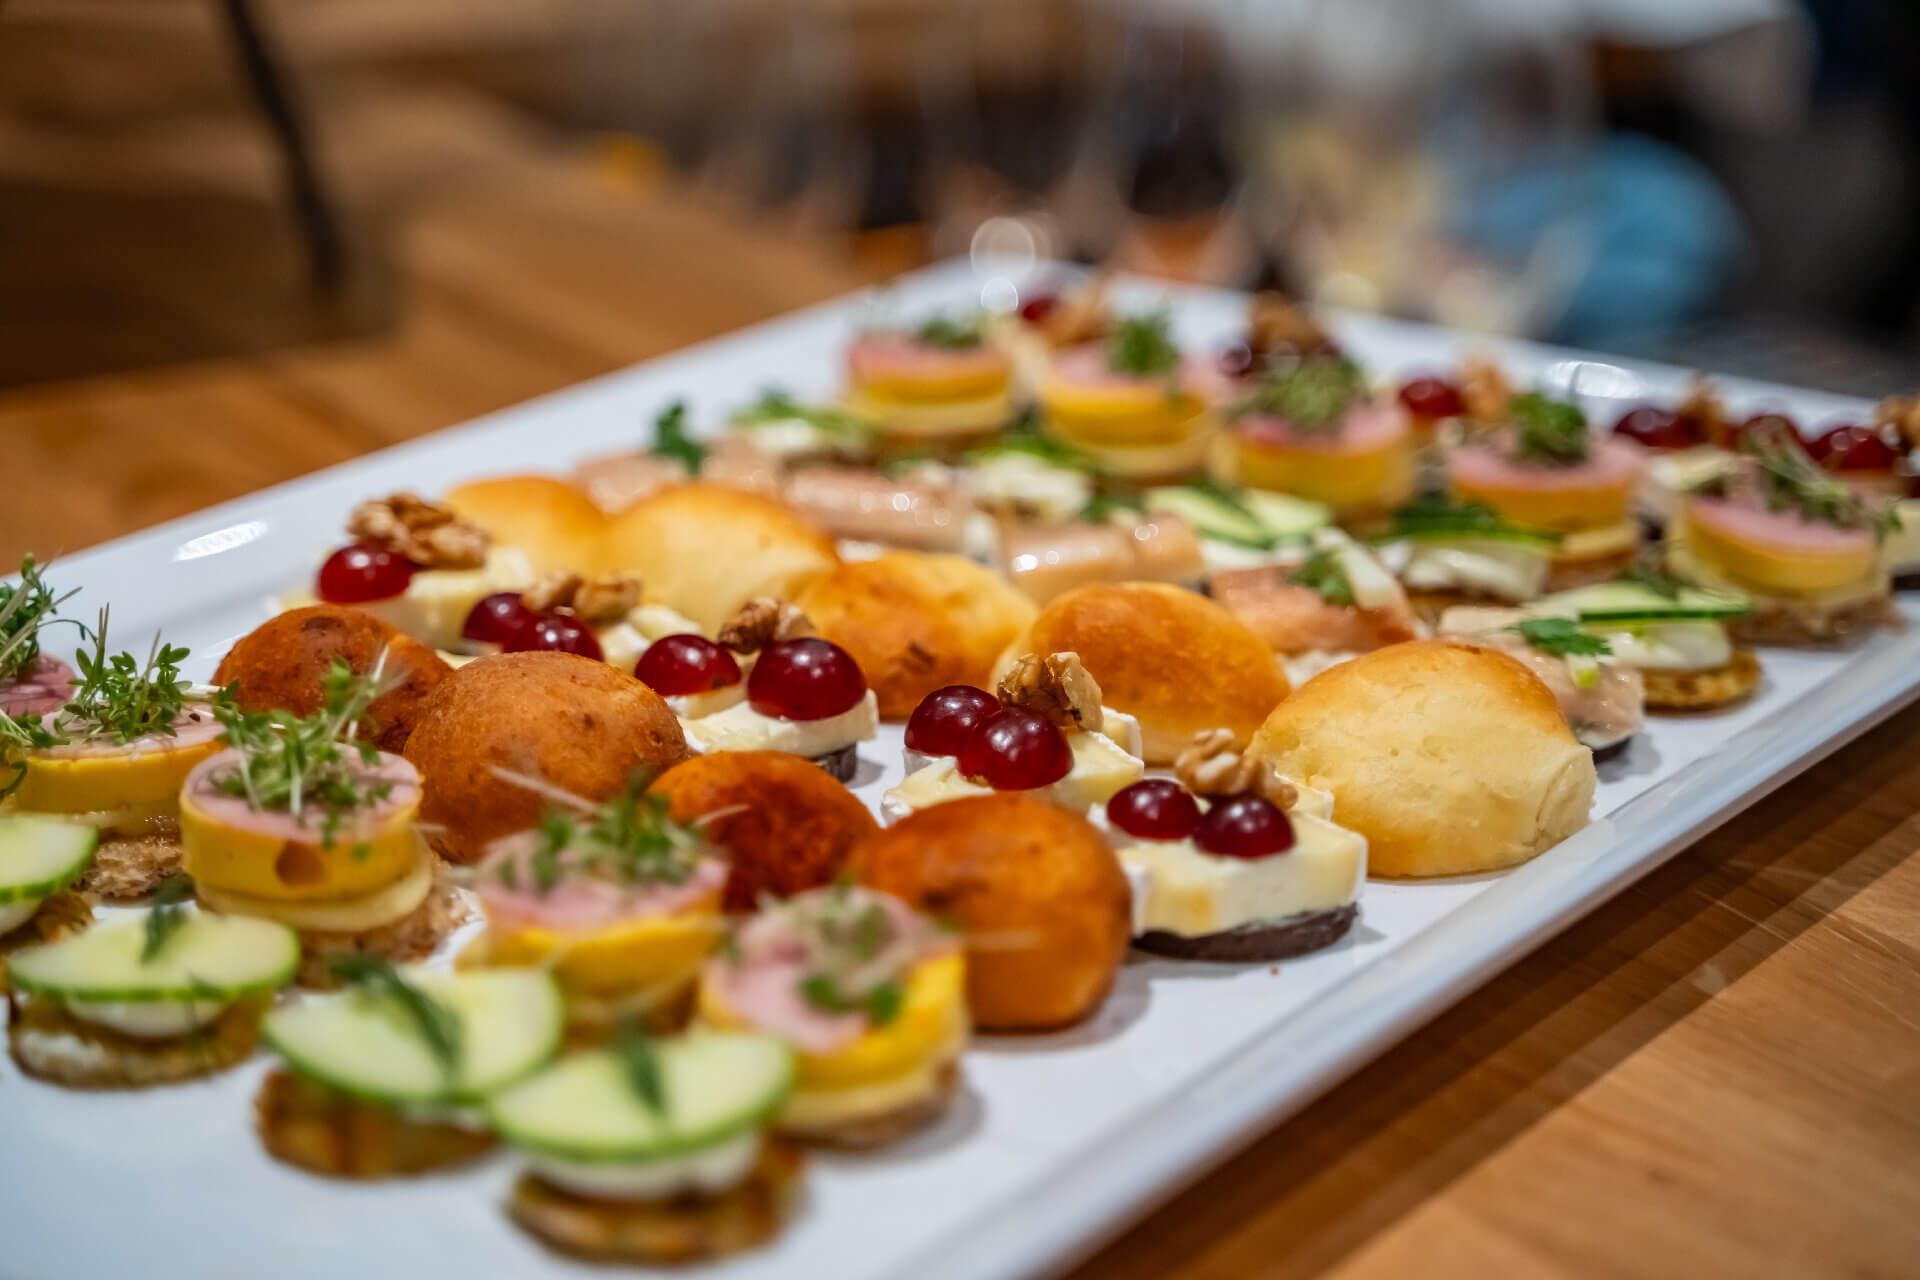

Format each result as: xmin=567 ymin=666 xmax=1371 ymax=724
xmin=1612 ymin=406 xmax=1705 ymax=451
xmin=1217 ymin=343 xmax=1258 ymax=381
xmin=636 ymin=634 xmax=741 ymax=696
xmin=746 ymin=637 xmax=867 ymax=721
xmin=462 ymin=592 xmax=535 ymax=647
xmin=957 ymin=707 xmax=1072 ymax=791
xmin=904 ymin=685 xmax=1001 ymax=757
xmin=507 ymin=613 xmax=604 ymax=661
xmin=1193 ymin=795 xmax=1295 ymax=859
xmin=316 ymin=543 xmax=414 ymax=604
xmin=1808 ymin=424 xmax=1898 ymax=472
xmin=1107 ymin=779 xmax=1202 ymax=841
xmin=1398 ymin=377 xmax=1466 ymax=421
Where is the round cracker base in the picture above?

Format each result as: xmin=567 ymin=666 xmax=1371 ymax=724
xmin=779 ymin=1058 xmax=962 ymax=1150
xmin=255 ymin=1069 xmax=495 ymax=1179
xmin=509 ymin=1138 xmax=804 ymax=1264
xmin=1136 ymin=903 xmax=1359 ymax=962
xmin=8 ymin=993 xmax=265 ymax=1089
xmin=294 ymin=860 xmax=474 ymax=989
xmin=1544 ymin=546 xmax=1638 ymax=593
xmin=78 ymin=829 xmax=182 ymax=902
xmin=1643 ymin=648 xmax=1763 ymax=711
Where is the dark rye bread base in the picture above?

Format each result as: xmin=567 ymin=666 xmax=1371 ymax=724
xmin=1136 ymin=903 xmax=1359 ymax=963
xmin=810 ymin=743 xmax=859 ymax=783
xmin=255 ymin=1069 xmax=496 ymax=1179
xmin=510 ymin=1138 xmax=805 ymax=1265
xmin=8 ymin=993 xmax=267 ymax=1089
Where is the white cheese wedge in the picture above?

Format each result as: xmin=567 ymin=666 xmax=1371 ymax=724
xmin=880 ymin=727 xmax=1144 ymax=823
xmin=682 ymin=691 xmax=879 ymax=758
xmin=278 ymin=546 xmax=538 ymax=652
xmin=1119 ymin=811 xmax=1366 ymax=938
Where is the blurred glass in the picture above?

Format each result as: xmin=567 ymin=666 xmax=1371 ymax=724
xmin=1229 ymin=0 xmax=1598 ymax=335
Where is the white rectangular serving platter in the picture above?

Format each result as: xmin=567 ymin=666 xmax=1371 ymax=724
xmin=7 ymin=260 xmax=1918 ymax=1280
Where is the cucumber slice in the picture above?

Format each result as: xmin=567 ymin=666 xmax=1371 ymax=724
xmin=1547 ymin=581 xmax=1753 ymax=622
xmin=263 ymin=967 xmax=565 ymax=1107
xmin=1240 ymin=490 xmax=1333 ymax=540
xmin=0 ymin=815 xmax=97 ymax=904
xmin=1144 ymin=486 xmax=1277 ymax=550
xmin=8 ymin=912 xmax=297 ymax=1003
xmin=488 ymin=1031 xmax=794 ymax=1165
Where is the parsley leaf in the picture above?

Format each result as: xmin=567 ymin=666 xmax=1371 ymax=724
xmin=141 ymin=872 xmax=196 ymax=964
xmin=649 ymin=399 xmax=706 ymax=473
xmin=329 ymin=954 xmax=462 ymax=1076
xmin=613 ymin=1014 xmax=668 ymax=1114
xmin=1238 ymin=356 xmax=1363 ymax=431
xmin=1510 ymin=391 xmax=1591 ymax=464
xmin=1107 ymin=311 xmax=1180 ymax=377
xmin=1288 ymin=548 xmax=1356 ymax=606
xmin=1509 ymin=617 xmax=1612 ymax=657
xmin=913 ymin=314 xmax=985 ymax=350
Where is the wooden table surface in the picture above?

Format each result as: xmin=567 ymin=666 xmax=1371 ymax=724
xmin=5 ymin=160 xmax=1918 ymax=1279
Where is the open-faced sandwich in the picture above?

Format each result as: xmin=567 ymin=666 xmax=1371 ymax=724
xmin=467 ymin=774 xmax=727 ymax=1035
xmin=0 ymin=556 xmax=81 ymax=719
xmin=1533 ymin=575 xmax=1760 ymax=711
xmin=881 ymin=652 xmax=1144 ymax=821
xmin=1206 ymin=529 xmax=1419 ymax=687
xmin=256 ymin=959 xmax=564 ymax=1177
xmin=1110 ymin=729 xmax=1364 ymax=960
xmin=183 ymin=662 xmax=467 ymax=986
xmin=842 ymin=312 xmax=1019 ymax=454
xmin=1432 ymin=609 xmax=1645 ymax=756
xmin=1869 ymin=392 xmax=1920 ymax=585
xmin=3 ymin=613 xmax=223 ymax=899
xmin=490 ymin=1027 xmax=803 ymax=1263
xmin=1666 ymin=421 xmax=1899 ymax=643
xmin=1375 ymin=496 xmax=1560 ymax=620
xmin=697 ymin=883 xmax=967 ymax=1146
xmin=0 ymin=814 xmax=95 ymax=966
xmin=8 ymin=877 xmax=297 ymax=1087
xmin=1036 ymin=310 xmax=1220 ymax=481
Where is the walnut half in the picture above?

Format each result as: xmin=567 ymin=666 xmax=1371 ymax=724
xmin=1460 ymin=355 xmax=1512 ymax=427
xmin=1175 ymin=728 xmax=1298 ymax=809
xmin=346 ymin=493 xmax=488 ymax=571
xmin=522 ymin=572 xmax=643 ymax=625
xmin=717 ymin=599 xmax=816 ymax=653
xmin=996 ymin=651 xmax=1103 ymax=734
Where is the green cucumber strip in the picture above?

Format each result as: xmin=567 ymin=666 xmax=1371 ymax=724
xmin=263 ymin=966 xmax=565 ymax=1107
xmin=1144 ymin=486 xmax=1278 ymax=549
xmin=0 ymin=815 xmax=97 ymax=904
xmin=7 ymin=913 xmax=297 ymax=1003
xmin=488 ymin=1031 xmax=794 ymax=1165
xmin=1547 ymin=580 xmax=1753 ymax=622
xmin=1387 ymin=526 xmax=1561 ymax=547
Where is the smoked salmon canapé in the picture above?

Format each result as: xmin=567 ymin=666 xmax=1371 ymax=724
xmin=181 ymin=666 xmax=468 ymax=987
xmin=1212 ymin=353 xmax=1417 ymax=530
xmin=1036 ymin=311 xmax=1223 ymax=482
xmin=841 ymin=315 xmax=1020 ymax=452
xmin=1665 ymin=424 xmax=1899 ymax=644
xmin=1444 ymin=391 xmax=1647 ymax=590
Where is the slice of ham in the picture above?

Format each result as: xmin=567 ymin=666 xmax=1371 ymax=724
xmin=1001 ymin=514 xmax=1205 ymax=604
xmin=0 ymin=653 xmax=75 ymax=717
xmin=1046 ymin=346 xmax=1214 ymax=401
xmin=1448 ymin=438 xmax=1646 ymax=494
xmin=475 ymin=831 xmax=726 ymax=935
xmin=1236 ymin=401 xmax=1409 ymax=455
xmin=782 ymin=466 xmax=976 ymax=553
xmin=1436 ymin=611 xmax=1644 ymax=751
xmin=183 ymin=746 xmax=420 ymax=844
xmin=847 ymin=333 xmax=1010 ymax=391
xmin=1686 ymin=496 xmax=1876 ymax=557
xmin=33 ymin=702 xmax=226 ymax=760
xmin=1208 ymin=568 xmax=1419 ymax=655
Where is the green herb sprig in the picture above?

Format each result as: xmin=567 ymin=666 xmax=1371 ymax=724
xmin=141 ymin=872 xmax=196 ymax=964
xmin=1107 ymin=311 xmax=1181 ymax=378
xmin=330 ymin=954 xmax=462 ymax=1076
xmin=1508 ymin=617 xmax=1612 ymax=658
xmin=499 ymin=773 xmax=706 ymax=895
xmin=53 ymin=609 xmax=195 ymax=747
xmin=1510 ymin=391 xmax=1591 ymax=465
xmin=1237 ymin=356 xmax=1364 ymax=431
xmin=0 ymin=556 xmax=83 ymax=683
xmin=209 ymin=658 xmax=394 ymax=847
xmin=649 ymin=400 xmax=706 ymax=473
xmin=612 ymin=1014 xmax=668 ymax=1115
xmin=913 ymin=314 xmax=985 ymax=350
xmin=1288 ymin=548 xmax=1356 ymax=607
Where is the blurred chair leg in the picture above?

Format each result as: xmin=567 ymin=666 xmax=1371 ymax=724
xmin=219 ymin=0 xmax=345 ymax=287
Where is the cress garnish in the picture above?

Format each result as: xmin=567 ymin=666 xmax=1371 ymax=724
xmin=207 ymin=658 xmax=395 ymax=849
xmin=1235 ymin=354 xmax=1364 ymax=431
xmin=1733 ymin=422 xmax=1898 ymax=539
xmin=649 ymin=399 xmax=706 ymax=473
xmin=492 ymin=773 xmax=707 ymax=895
xmin=1509 ymin=391 xmax=1591 ymax=465
xmin=764 ymin=883 xmax=932 ymax=1028
xmin=0 ymin=608 xmax=197 ymax=771
xmin=0 ymin=555 xmax=83 ymax=684
xmin=913 ymin=314 xmax=986 ymax=351
xmin=1288 ymin=547 xmax=1356 ymax=607
xmin=329 ymin=953 xmax=462 ymax=1074
xmin=1106 ymin=310 xmax=1181 ymax=378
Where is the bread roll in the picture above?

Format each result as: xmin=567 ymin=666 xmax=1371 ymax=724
xmin=441 ymin=474 xmax=608 ymax=574
xmin=795 ymin=552 xmax=1036 ymax=719
xmin=994 ymin=581 xmax=1288 ymax=764
xmin=648 ymin=751 xmax=878 ymax=912
xmin=403 ymin=651 xmax=690 ymax=863
xmin=850 ymin=794 xmax=1130 ymax=1032
xmin=1249 ymin=640 xmax=1595 ymax=877
xmin=214 ymin=606 xmax=450 ymax=752
xmin=596 ymin=484 xmax=839 ymax=634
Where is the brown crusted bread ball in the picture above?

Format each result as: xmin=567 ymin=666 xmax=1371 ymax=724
xmin=214 ymin=605 xmax=451 ymax=752
xmin=441 ymin=474 xmax=608 ymax=574
xmin=850 ymin=794 xmax=1130 ymax=1032
xmin=994 ymin=581 xmax=1289 ymax=764
xmin=402 ymin=651 xmax=690 ymax=863
xmin=1249 ymin=640 xmax=1596 ymax=878
xmin=795 ymin=552 xmax=1036 ymax=720
xmin=648 ymin=751 xmax=878 ymax=912
xmin=596 ymin=484 xmax=839 ymax=634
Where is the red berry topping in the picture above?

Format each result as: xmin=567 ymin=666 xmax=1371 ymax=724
xmin=1193 ymin=795 xmax=1295 ymax=859
xmin=904 ymin=685 xmax=1001 ymax=757
xmin=316 ymin=543 xmax=414 ymax=604
xmin=1808 ymin=424 xmax=1898 ymax=472
xmin=957 ymin=707 xmax=1073 ymax=791
xmin=1397 ymin=376 xmax=1466 ymax=421
xmin=1019 ymin=293 xmax=1060 ymax=324
xmin=746 ymin=637 xmax=867 ymax=721
xmin=1612 ymin=406 xmax=1705 ymax=451
xmin=462 ymin=592 xmax=535 ymax=647
xmin=507 ymin=613 xmax=604 ymax=661
xmin=1217 ymin=343 xmax=1257 ymax=381
xmin=1107 ymin=779 xmax=1202 ymax=840
xmin=636 ymin=634 xmax=741 ymax=696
